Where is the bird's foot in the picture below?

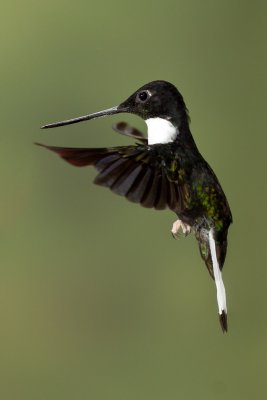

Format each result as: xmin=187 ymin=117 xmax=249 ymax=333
xmin=171 ymin=219 xmax=191 ymax=239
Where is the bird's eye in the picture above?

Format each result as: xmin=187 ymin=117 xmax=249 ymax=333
xmin=137 ymin=91 xmax=148 ymax=102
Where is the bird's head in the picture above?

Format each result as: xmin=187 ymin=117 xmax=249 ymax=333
xmin=41 ymin=80 xmax=190 ymax=136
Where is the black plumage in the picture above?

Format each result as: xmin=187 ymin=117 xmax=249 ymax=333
xmin=38 ymin=80 xmax=232 ymax=332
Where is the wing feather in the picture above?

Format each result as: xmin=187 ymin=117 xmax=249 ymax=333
xmin=111 ymin=164 xmax=143 ymax=196
xmin=126 ymin=167 xmax=152 ymax=204
xmin=141 ymin=169 xmax=161 ymax=208
xmin=36 ymin=142 xmax=188 ymax=212
xmin=155 ymin=169 xmax=168 ymax=210
xmin=167 ymin=181 xmax=179 ymax=210
xmin=112 ymin=122 xmax=148 ymax=144
xmin=94 ymin=158 xmax=129 ymax=186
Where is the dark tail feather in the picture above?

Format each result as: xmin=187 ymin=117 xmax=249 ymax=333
xmin=219 ymin=310 xmax=228 ymax=333
xmin=196 ymin=228 xmax=228 ymax=333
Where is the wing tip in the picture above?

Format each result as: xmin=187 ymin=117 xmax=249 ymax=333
xmin=34 ymin=142 xmax=55 ymax=151
xmin=34 ymin=142 xmax=45 ymax=147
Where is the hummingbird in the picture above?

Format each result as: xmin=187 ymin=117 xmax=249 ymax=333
xmin=38 ymin=80 xmax=232 ymax=332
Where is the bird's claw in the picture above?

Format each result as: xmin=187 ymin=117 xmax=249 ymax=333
xmin=171 ymin=231 xmax=180 ymax=240
xmin=171 ymin=219 xmax=191 ymax=239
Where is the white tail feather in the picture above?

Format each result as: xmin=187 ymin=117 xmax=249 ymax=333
xmin=208 ymin=230 xmax=227 ymax=315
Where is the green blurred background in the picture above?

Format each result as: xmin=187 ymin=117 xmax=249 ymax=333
xmin=1 ymin=0 xmax=267 ymax=399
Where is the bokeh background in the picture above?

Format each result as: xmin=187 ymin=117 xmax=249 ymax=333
xmin=1 ymin=1 xmax=267 ymax=399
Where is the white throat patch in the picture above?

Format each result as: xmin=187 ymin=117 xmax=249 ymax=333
xmin=145 ymin=118 xmax=178 ymax=145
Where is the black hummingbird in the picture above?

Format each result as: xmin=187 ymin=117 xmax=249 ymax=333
xmin=38 ymin=80 xmax=232 ymax=332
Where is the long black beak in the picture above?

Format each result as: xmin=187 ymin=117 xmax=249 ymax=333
xmin=41 ymin=106 xmax=122 ymax=129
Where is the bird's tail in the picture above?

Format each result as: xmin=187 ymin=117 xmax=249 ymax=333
xmin=196 ymin=228 xmax=228 ymax=332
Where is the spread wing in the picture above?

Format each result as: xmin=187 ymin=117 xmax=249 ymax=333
xmin=36 ymin=142 xmax=187 ymax=211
